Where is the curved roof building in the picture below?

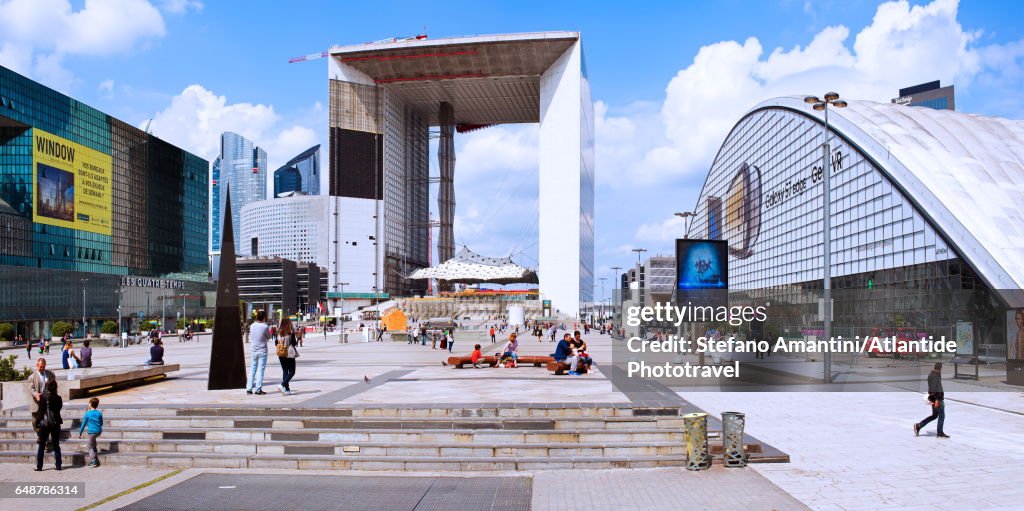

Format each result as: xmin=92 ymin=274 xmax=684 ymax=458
xmin=687 ymin=97 xmax=1024 ymax=357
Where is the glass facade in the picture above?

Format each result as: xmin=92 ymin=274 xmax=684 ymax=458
xmin=211 ymin=156 xmax=221 ymax=252
xmin=273 ymin=144 xmax=320 ymax=197
xmin=0 ymin=65 xmax=214 ymax=336
xmin=687 ymin=103 xmax=1011 ymax=354
xmin=216 ymin=132 xmax=267 ymax=254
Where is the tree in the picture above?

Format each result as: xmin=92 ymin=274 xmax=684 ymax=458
xmin=51 ymin=321 xmax=74 ymax=337
xmin=0 ymin=323 xmax=13 ymax=341
xmin=101 ymin=320 xmax=118 ymax=334
xmin=0 ymin=354 xmax=32 ymax=381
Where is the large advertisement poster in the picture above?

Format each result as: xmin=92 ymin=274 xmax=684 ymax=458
xmin=32 ymin=128 xmax=112 ymax=235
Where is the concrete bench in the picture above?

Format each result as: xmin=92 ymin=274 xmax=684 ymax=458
xmin=63 ymin=364 xmax=181 ymax=398
xmin=0 ymin=364 xmax=180 ymax=410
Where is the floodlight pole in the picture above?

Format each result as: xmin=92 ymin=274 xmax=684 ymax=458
xmin=805 ymin=92 xmax=846 ymax=384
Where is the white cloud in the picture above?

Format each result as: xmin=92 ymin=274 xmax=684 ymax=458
xmin=159 ymin=0 xmax=202 ymax=14
xmin=146 ymin=84 xmax=318 ymax=171
xmin=455 ymin=125 xmax=538 ymax=180
xmin=98 ymin=79 xmax=115 ymax=99
xmin=634 ymin=215 xmax=687 ymax=244
xmin=0 ymin=0 xmax=166 ymax=91
xmin=650 ymin=0 xmax=998 ymax=186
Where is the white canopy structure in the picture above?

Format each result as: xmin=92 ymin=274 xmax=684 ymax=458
xmin=408 ymin=247 xmax=539 ymax=285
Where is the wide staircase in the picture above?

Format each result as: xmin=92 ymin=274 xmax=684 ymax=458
xmin=0 ymin=404 xmax=781 ymax=470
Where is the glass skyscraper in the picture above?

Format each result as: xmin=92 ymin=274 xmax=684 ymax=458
xmin=0 ymin=64 xmax=214 ymax=337
xmin=273 ymin=144 xmax=320 ymax=197
xmin=215 ymin=132 xmax=267 ymax=254
xmin=211 ymin=156 xmax=221 ymax=252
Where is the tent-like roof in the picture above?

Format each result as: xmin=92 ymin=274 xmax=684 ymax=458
xmin=408 ymin=247 xmax=538 ymax=284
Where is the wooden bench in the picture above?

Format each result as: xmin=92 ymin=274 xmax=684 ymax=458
xmin=446 ymin=356 xmax=553 ymax=368
xmin=546 ymin=361 xmax=589 ymax=375
xmin=447 ymin=356 xmax=498 ymax=368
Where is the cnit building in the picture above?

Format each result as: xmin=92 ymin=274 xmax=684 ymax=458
xmin=0 ymin=65 xmax=214 ymax=338
xmin=686 ymin=96 xmax=1024 ymax=368
xmin=324 ymin=32 xmax=594 ymax=315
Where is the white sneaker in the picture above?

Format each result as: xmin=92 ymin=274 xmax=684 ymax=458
xmin=277 ymin=384 xmax=284 ymax=394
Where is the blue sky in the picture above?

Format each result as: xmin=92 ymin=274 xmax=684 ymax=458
xmin=2 ymin=0 xmax=1023 ymax=299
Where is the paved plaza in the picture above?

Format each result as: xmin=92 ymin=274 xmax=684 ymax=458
xmin=0 ymin=328 xmax=1021 ymax=510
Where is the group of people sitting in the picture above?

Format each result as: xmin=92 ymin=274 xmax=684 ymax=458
xmin=552 ymin=330 xmax=592 ymax=375
xmin=465 ymin=330 xmax=594 ymax=375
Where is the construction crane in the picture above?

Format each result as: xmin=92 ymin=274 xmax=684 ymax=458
xmin=288 ymin=34 xmax=427 ymax=64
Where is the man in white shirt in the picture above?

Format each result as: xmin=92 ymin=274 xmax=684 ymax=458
xmin=246 ymin=310 xmax=271 ymax=395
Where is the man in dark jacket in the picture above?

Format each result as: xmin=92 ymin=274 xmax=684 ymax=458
xmin=914 ymin=362 xmax=949 ymax=438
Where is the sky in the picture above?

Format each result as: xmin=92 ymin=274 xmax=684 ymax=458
xmin=2 ymin=0 xmax=1023 ymax=300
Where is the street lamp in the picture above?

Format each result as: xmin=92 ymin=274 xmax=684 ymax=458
xmin=631 ymin=249 xmax=647 ymax=309
xmin=598 ymin=277 xmax=607 ymax=320
xmin=631 ymin=248 xmax=647 ymax=267
xmin=610 ymin=266 xmax=622 ymax=322
xmin=804 ymin=92 xmax=847 ymax=383
xmin=80 ymin=278 xmax=88 ymax=338
xmin=338 ymin=282 xmax=349 ymax=336
xmin=674 ymin=211 xmax=696 ymax=239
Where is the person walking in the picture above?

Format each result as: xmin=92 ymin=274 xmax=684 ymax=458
xmin=914 ymin=362 xmax=950 ymax=438
xmin=489 ymin=326 xmax=496 ymax=344
xmin=34 ymin=379 xmax=62 ymax=471
xmin=78 ymin=397 xmax=103 ymax=467
xmin=447 ymin=329 xmax=455 ymax=353
xmin=275 ymin=316 xmax=298 ymax=395
xmin=23 ymin=335 xmax=31 ymax=360
xmin=246 ymin=310 xmax=271 ymax=395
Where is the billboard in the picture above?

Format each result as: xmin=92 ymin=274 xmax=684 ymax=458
xmin=32 ymin=128 xmax=112 ymax=235
xmin=676 ymin=239 xmax=728 ymax=290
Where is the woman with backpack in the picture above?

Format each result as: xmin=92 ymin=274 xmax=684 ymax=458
xmin=34 ymin=379 xmax=63 ymax=471
xmin=275 ymin=317 xmax=299 ymax=395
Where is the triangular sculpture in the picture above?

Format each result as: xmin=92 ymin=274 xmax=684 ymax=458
xmin=208 ymin=189 xmax=247 ymax=390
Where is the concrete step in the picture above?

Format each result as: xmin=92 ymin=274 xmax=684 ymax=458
xmin=0 ymin=450 xmax=693 ymax=470
xmin=0 ymin=438 xmax=689 ymax=457
xmin=0 ymin=427 xmax=687 ymax=444
xmin=0 ymin=415 xmax=684 ymax=431
xmin=6 ymin=404 xmax=682 ymax=420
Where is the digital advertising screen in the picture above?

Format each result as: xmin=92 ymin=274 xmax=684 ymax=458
xmin=675 ymin=239 xmax=728 ymax=290
xmin=32 ymin=128 xmax=112 ymax=235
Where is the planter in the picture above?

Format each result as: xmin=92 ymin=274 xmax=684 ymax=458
xmin=100 ymin=333 xmax=117 ymax=340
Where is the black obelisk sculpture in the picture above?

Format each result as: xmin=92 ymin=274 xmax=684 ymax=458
xmin=208 ymin=189 xmax=247 ymax=390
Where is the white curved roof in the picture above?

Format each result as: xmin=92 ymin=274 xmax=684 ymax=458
xmin=408 ymin=246 xmax=539 ymax=284
xmin=750 ymin=97 xmax=1024 ymax=298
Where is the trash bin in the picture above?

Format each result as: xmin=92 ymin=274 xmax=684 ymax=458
xmin=721 ymin=411 xmax=747 ymax=468
xmin=683 ymin=412 xmax=711 ymax=471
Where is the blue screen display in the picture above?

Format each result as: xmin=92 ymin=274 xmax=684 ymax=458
xmin=676 ymin=239 xmax=728 ymax=289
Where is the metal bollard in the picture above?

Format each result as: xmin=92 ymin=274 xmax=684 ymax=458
xmin=721 ymin=411 xmax=747 ymax=468
xmin=683 ymin=412 xmax=711 ymax=471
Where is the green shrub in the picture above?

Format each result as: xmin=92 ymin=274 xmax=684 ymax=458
xmin=0 ymin=354 xmax=32 ymax=381
xmin=51 ymin=321 xmax=74 ymax=337
xmin=0 ymin=323 xmax=13 ymax=341
xmin=101 ymin=320 xmax=118 ymax=334
xmin=140 ymin=322 xmax=156 ymax=331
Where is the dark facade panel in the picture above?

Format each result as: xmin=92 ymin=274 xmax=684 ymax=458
xmin=329 ymin=127 xmax=382 ymax=200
